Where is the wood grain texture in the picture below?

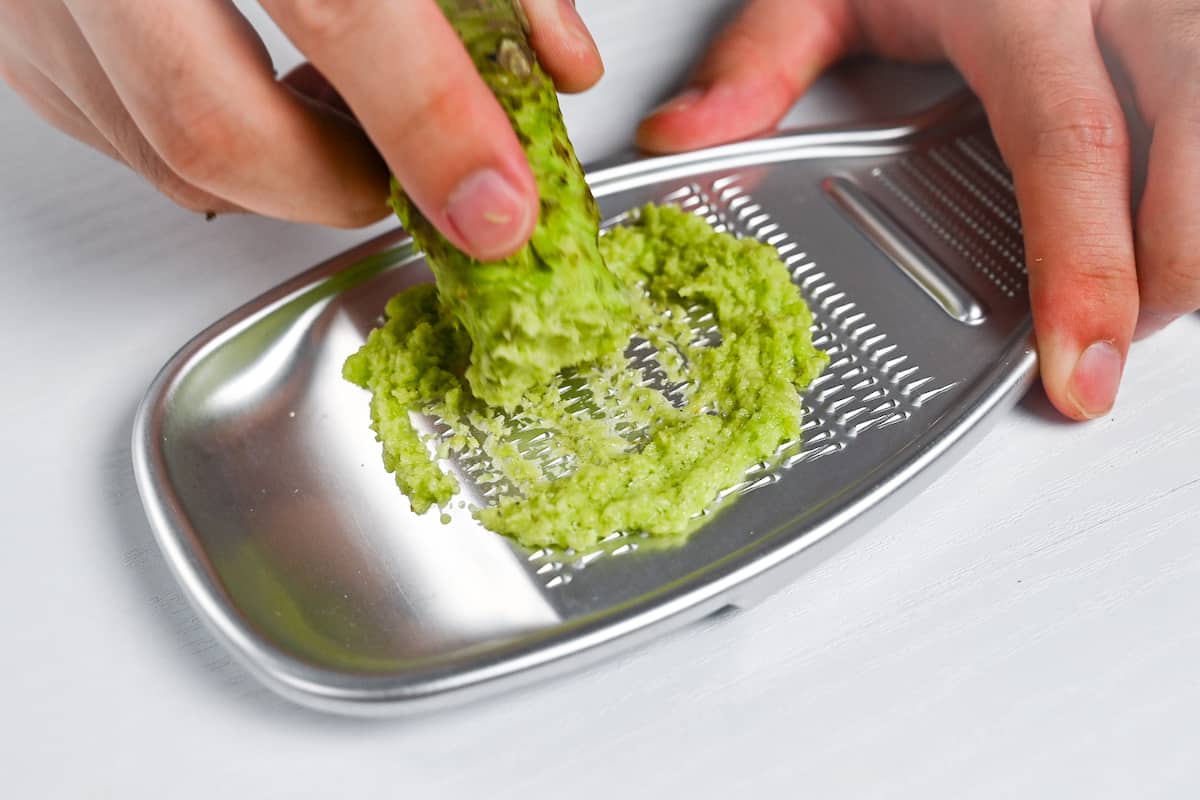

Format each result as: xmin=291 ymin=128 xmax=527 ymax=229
xmin=1 ymin=2 xmax=1196 ymax=797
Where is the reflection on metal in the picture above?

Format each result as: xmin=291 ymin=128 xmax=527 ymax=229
xmin=824 ymin=176 xmax=987 ymax=325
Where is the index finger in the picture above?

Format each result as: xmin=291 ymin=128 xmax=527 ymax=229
xmin=261 ymin=0 xmax=542 ymax=262
xmin=946 ymin=1 xmax=1140 ymax=420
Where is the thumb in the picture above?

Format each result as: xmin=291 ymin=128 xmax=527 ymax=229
xmin=636 ymin=0 xmax=858 ymax=153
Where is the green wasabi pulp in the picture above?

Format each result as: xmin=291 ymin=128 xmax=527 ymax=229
xmin=343 ymin=204 xmax=828 ymax=550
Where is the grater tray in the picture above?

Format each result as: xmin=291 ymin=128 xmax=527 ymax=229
xmin=133 ymin=92 xmax=1037 ymax=715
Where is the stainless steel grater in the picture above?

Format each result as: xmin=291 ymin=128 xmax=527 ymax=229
xmin=133 ymin=92 xmax=1037 ymax=715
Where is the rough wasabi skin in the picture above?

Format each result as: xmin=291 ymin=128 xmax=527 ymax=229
xmin=344 ymin=204 xmax=830 ymax=550
xmin=391 ymin=0 xmax=631 ymax=410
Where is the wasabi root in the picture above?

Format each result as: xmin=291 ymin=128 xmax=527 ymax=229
xmin=391 ymin=0 xmax=631 ymax=410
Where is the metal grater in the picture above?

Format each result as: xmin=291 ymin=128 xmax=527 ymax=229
xmin=133 ymin=92 xmax=1036 ymax=715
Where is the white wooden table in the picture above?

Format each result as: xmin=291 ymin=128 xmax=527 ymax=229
xmin=3 ymin=2 xmax=1197 ymax=797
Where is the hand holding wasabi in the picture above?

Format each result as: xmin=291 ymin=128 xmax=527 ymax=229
xmin=0 ymin=0 xmax=602 ymax=260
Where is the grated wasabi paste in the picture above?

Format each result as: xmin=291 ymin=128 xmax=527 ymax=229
xmin=344 ymin=204 xmax=828 ymax=550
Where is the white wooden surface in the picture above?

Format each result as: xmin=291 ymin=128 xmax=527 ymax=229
xmin=3 ymin=2 xmax=1198 ymax=797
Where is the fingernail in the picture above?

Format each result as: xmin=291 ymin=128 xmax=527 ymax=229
xmin=557 ymin=0 xmax=601 ymax=59
xmin=1068 ymin=340 xmax=1124 ymax=419
xmin=445 ymin=169 xmax=532 ymax=260
xmin=648 ymin=87 xmax=706 ymax=117
xmin=1133 ymin=309 xmax=1177 ymax=341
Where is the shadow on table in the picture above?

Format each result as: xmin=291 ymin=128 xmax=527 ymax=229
xmin=103 ymin=399 xmax=386 ymax=730
xmin=1012 ymin=380 xmax=1071 ymax=427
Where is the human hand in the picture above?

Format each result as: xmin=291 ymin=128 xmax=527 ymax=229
xmin=638 ymin=0 xmax=1199 ymax=421
xmin=0 ymin=0 xmax=602 ymax=260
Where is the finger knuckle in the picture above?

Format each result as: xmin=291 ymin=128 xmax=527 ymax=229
xmin=854 ymin=0 xmax=940 ymax=59
xmin=1076 ymin=265 xmax=1139 ymax=303
xmin=1158 ymin=2 xmax=1200 ymax=46
xmin=381 ymin=78 xmax=463 ymax=155
xmin=1032 ymin=97 xmax=1129 ymax=165
xmin=1074 ymin=253 xmax=1138 ymax=294
xmin=718 ymin=28 xmax=789 ymax=87
xmin=1157 ymin=68 xmax=1200 ymax=133
xmin=1142 ymin=254 xmax=1200 ymax=313
xmin=138 ymin=151 xmax=221 ymax=213
xmin=151 ymin=102 xmax=243 ymax=187
xmin=270 ymin=0 xmax=370 ymax=41
xmin=1033 ymin=243 xmax=1138 ymax=308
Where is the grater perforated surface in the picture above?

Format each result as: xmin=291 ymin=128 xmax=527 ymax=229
xmin=863 ymin=135 xmax=1027 ymax=300
xmin=521 ymin=174 xmax=962 ymax=585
